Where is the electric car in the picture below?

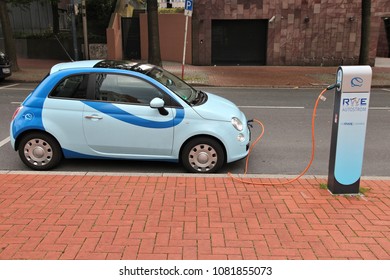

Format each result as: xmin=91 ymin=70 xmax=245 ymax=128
xmin=0 ymin=51 xmax=11 ymax=81
xmin=10 ymin=60 xmax=250 ymax=173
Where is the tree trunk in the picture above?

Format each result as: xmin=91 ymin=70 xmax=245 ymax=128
xmin=359 ymin=0 xmax=371 ymax=65
xmin=51 ymin=0 xmax=59 ymax=34
xmin=147 ymin=0 xmax=162 ymax=66
xmin=0 ymin=0 xmax=19 ymax=71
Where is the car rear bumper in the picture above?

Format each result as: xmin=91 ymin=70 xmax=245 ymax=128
xmin=0 ymin=65 xmax=11 ymax=79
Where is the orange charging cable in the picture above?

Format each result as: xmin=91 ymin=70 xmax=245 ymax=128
xmin=228 ymin=87 xmax=328 ymax=185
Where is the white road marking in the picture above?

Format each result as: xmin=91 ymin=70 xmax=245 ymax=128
xmin=381 ymin=89 xmax=390 ymax=92
xmin=0 ymin=83 xmax=20 ymax=89
xmin=370 ymin=107 xmax=390 ymax=110
xmin=0 ymin=83 xmax=34 ymax=91
xmin=239 ymin=106 xmax=305 ymax=109
xmin=0 ymin=137 xmax=10 ymax=148
xmin=1 ymin=87 xmax=34 ymax=91
xmin=240 ymin=106 xmax=389 ymax=111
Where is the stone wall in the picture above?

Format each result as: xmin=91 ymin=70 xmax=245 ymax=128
xmin=193 ymin=0 xmax=390 ymax=66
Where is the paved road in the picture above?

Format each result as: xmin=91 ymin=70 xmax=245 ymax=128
xmin=1 ymin=83 xmax=389 ymax=176
xmin=206 ymin=87 xmax=390 ymax=176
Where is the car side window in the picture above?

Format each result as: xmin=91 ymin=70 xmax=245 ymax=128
xmin=94 ymin=73 xmax=163 ymax=105
xmin=50 ymin=75 xmax=88 ymax=99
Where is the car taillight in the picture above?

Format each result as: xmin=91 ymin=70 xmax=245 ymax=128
xmin=11 ymin=106 xmax=23 ymax=121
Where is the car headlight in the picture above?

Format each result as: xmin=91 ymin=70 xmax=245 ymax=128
xmin=231 ymin=117 xmax=243 ymax=131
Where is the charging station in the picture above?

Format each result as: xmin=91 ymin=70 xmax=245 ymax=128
xmin=328 ymin=66 xmax=372 ymax=194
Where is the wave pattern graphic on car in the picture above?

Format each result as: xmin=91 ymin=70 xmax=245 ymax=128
xmin=82 ymin=101 xmax=185 ymax=128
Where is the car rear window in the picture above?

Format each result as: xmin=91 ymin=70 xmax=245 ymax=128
xmin=50 ymin=75 xmax=88 ymax=99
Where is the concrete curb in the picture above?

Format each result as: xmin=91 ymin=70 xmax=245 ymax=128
xmin=1 ymin=170 xmax=389 ymax=181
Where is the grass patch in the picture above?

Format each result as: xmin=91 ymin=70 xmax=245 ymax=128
xmin=319 ymin=183 xmax=328 ymax=190
xmin=359 ymin=187 xmax=370 ymax=195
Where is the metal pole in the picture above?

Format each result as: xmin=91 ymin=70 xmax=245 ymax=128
xmin=70 ymin=0 xmax=79 ymax=61
xmin=81 ymin=0 xmax=89 ymax=59
xmin=181 ymin=15 xmax=189 ymax=79
xmin=54 ymin=35 xmax=74 ymax=61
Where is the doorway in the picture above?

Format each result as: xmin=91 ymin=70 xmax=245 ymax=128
xmin=211 ymin=19 xmax=268 ymax=65
xmin=122 ymin=17 xmax=141 ymax=60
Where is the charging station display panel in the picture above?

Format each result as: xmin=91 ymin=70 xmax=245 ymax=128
xmin=334 ymin=91 xmax=370 ymax=185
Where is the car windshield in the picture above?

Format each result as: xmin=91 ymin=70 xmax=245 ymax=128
xmin=145 ymin=67 xmax=197 ymax=103
xmin=94 ymin=60 xmax=198 ymax=103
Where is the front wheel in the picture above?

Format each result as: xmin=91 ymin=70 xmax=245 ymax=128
xmin=181 ymin=137 xmax=225 ymax=173
xmin=18 ymin=132 xmax=62 ymax=170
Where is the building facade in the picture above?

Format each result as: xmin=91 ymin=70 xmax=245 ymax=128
xmin=192 ymin=0 xmax=390 ymax=66
xmin=158 ymin=0 xmax=186 ymax=8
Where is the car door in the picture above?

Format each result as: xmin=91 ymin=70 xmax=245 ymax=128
xmin=82 ymin=73 xmax=176 ymax=158
xmin=42 ymin=74 xmax=88 ymax=154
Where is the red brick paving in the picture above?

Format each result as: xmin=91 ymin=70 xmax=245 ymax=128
xmin=0 ymin=174 xmax=389 ymax=260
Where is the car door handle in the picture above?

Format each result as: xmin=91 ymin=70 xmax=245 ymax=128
xmin=84 ymin=115 xmax=103 ymax=120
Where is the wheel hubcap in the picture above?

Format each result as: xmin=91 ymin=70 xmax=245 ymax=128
xmin=24 ymin=138 xmax=53 ymax=166
xmin=32 ymin=146 xmax=45 ymax=158
xmin=189 ymin=144 xmax=217 ymax=172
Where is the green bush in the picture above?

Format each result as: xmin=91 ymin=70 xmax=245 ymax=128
xmin=159 ymin=7 xmax=184 ymax=14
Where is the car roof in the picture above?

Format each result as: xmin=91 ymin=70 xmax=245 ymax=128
xmin=50 ymin=60 xmax=158 ymax=75
xmin=50 ymin=60 xmax=102 ymax=74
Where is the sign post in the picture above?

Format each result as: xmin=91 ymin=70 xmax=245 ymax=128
xmin=81 ymin=0 xmax=89 ymax=59
xmin=327 ymin=66 xmax=372 ymax=194
xmin=182 ymin=0 xmax=193 ymax=79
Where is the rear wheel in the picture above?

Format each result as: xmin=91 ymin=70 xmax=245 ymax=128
xmin=18 ymin=132 xmax=62 ymax=170
xmin=181 ymin=137 xmax=225 ymax=173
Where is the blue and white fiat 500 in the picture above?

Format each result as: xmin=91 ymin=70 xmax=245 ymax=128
xmin=10 ymin=60 xmax=250 ymax=173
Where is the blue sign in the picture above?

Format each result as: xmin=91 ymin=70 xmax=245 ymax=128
xmin=184 ymin=0 xmax=193 ymax=16
xmin=185 ymin=0 xmax=193 ymax=11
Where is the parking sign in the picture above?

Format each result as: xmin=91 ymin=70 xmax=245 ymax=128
xmin=184 ymin=0 xmax=193 ymax=16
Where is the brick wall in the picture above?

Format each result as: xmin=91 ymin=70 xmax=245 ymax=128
xmin=192 ymin=0 xmax=390 ymax=66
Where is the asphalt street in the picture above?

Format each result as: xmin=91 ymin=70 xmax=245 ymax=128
xmin=1 ymin=83 xmax=389 ymax=176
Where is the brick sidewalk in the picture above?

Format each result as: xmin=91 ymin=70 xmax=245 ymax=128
xmin=0 ymin=173 xmax=388 ymax=260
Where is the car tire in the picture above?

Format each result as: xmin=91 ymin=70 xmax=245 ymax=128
xmin=18 ymin=132 xmax=62 ymax=170
xmin=181 ymin=137 xmax=225 ymax=173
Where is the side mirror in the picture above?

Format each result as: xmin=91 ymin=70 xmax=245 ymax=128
xmin=150 ymin=97 xmax=165 ymax=108
xmin=150 ymin=97 xmax=168 ymax=116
